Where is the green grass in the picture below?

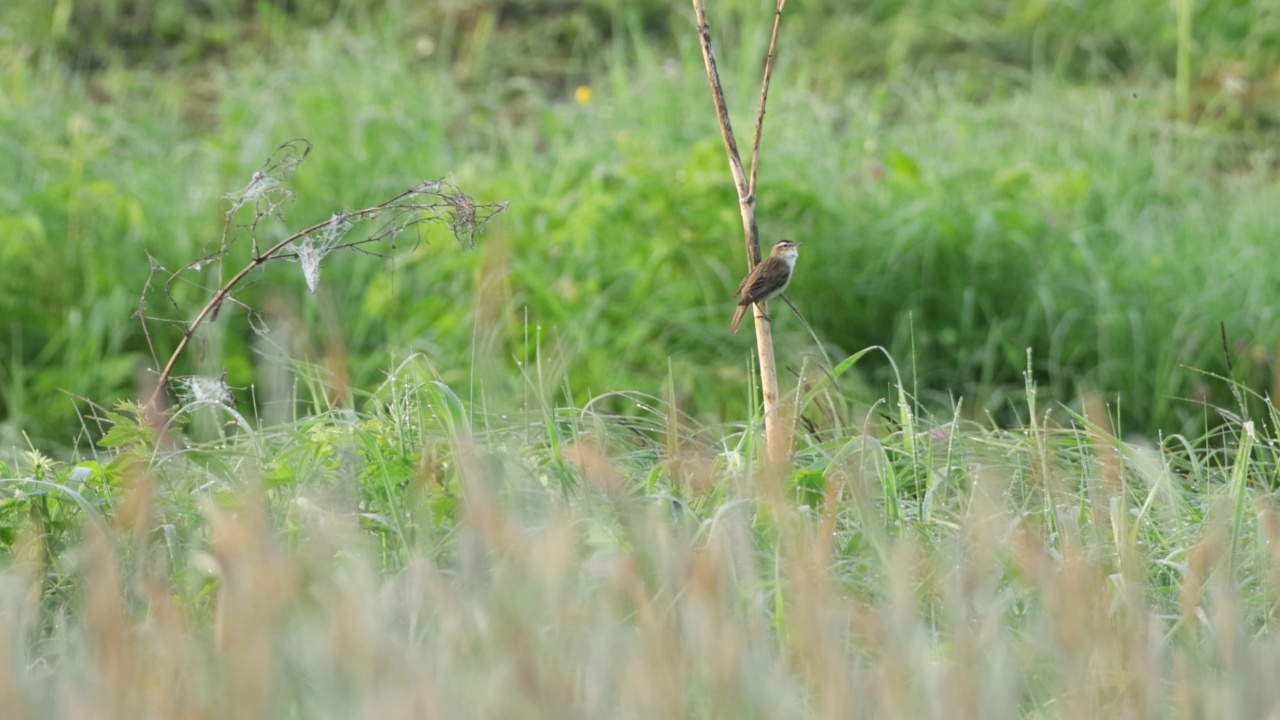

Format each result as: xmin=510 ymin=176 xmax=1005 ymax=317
xmin=3 ymin=1 xmax=1280 ymax=445
xmin=3 ymin=357 xmax=1280 ymax=716
xmin=4 ymin=1 xmax=1280 ymax=714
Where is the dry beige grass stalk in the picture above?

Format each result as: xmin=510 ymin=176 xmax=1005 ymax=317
xmin=691 ymin=0 xmax=792 ymax=473
xmin=0 ymin=443 xmax=1277 ymax=719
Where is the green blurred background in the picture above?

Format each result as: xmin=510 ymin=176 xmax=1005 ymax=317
xmin=2 ymin=0 xmax=1279 ymax=448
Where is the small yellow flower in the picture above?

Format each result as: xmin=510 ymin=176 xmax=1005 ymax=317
xmin=574 ymin=85 xmax=593 ymax=104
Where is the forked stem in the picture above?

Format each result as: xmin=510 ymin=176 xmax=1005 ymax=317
xmin=691 ymin=0 xmax=790 ymax=473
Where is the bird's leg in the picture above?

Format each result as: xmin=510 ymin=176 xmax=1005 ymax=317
xmin=755 ymin=301 xmax=771 ymax=323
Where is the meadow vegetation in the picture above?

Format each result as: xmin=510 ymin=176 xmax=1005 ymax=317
xmin=3 ymin=0 xmax=1280 ymax=716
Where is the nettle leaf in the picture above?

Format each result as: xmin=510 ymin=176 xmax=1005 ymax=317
xmin=98 ymin=403 xmax=158 ymax=450
xmin=97 ymin=419 xmax=140 ymax=449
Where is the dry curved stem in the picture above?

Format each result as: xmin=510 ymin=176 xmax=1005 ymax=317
xmin=692 ymin=0 xmax=790 ymax=472
xmin=750 ymin=0 xmax=788 ymax=199
xmin=140 ymin=144 xmax=506 ymax=413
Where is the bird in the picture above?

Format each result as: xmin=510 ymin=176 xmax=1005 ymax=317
xmin=729 ymin=239 xmax=801 ymax=333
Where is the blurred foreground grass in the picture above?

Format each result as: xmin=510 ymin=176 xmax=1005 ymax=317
xmin=3 ymin=355 xmax=1280 ymax=717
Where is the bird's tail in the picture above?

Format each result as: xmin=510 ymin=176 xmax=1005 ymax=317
xmin=729 ymin=304 xmax=747 ymax=334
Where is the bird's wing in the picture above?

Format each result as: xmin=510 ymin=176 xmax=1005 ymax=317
xmin=738 ymin=266 xmax=775 ymax=305
xmin=733 ymin=270 xmax=753 ymax=303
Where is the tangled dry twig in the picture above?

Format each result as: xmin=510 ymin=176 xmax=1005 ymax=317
xmin=137 ymin=140 xmax=508 ymax=412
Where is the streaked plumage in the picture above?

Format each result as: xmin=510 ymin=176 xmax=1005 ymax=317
xmin=730 ymin=239 xmax=801 ymax=333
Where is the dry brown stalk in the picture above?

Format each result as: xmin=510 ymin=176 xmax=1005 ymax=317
xmin=691 ymin=0 xmax=791 ymax=471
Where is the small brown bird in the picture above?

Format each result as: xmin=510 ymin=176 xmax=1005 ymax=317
xmin=730 ymin=239 xmax=801 ymax=333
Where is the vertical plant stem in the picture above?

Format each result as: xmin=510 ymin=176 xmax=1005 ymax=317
xmin=691 ymin=0 xmax=790 ymax=472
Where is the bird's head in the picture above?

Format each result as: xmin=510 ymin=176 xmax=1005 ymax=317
xmin=770 ymin=239 xmax=801 ymax=260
